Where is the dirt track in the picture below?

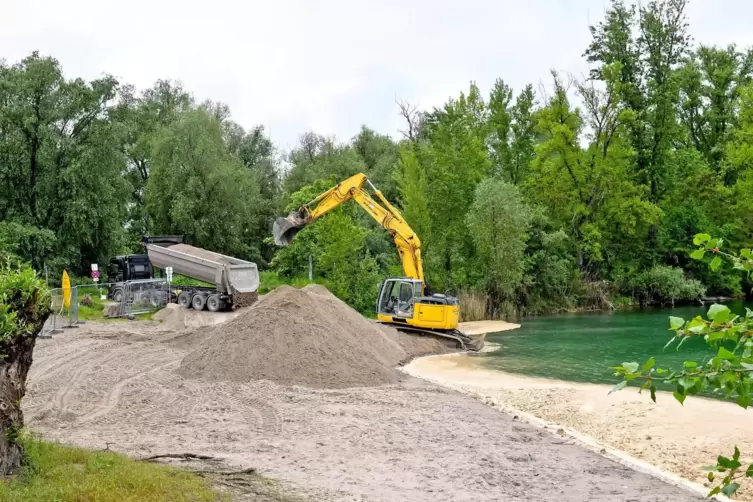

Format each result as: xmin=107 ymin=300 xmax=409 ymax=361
xmin=25 ymin=322 xmax=701 ymax=501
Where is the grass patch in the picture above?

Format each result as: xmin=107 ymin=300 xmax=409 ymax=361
xmin=0 ymin=436 xmax=225 ymax=502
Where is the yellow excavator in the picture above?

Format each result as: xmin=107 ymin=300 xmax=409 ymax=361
xmin=273 ymin=173 xmax=482 ymax=351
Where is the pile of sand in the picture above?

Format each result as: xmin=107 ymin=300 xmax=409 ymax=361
xmin=178 ymin=285 xmax=448 ymax=388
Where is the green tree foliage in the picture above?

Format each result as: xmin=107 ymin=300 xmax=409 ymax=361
xmin=115 ymin=80 xmax=194 ymax=243
xmin=1 ymin=0 xmax=752 ymax=323
xmin=466 ymin=179 xmax=532 ymax=301
xmin=0 ymin=52 xmax=129 ymax=274
xmin=147 ymin=109 xmax=263 ymax=262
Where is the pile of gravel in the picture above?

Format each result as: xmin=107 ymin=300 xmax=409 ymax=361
xmin=178 ymin=285 xmax=447 ymax=388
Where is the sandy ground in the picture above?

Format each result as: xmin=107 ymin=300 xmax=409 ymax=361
xmin=405 ymin=350 xmax=752 ymax=500
xmin=24 ymin=321 xmax=701 ymax=501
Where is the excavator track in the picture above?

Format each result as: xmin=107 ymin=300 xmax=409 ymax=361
xmin=378 ymin=323 xmax=485 ymax=352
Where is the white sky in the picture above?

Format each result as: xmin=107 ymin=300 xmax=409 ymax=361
xmin=3 ymin=0 xmax=752 ymax=151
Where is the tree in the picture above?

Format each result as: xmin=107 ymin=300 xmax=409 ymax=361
xmin=0 ymin=52 xmax=130 ymax=274
xmin=466 ymin=178 xmax=532 ymax=311
xmin=352 ymin=126 xmax=400 ymax=200
xmin=284 ymin=133 xmax=366 ymax=196
xmin=0 ymin=263 xmax=50 ymax=474
xmin=528 ymin=73 xmax=660 ymax=276
xmin=146 ymin=109 xmax=262 ymax=262
xmin=677 ymin=45 xmax=753 ymax=181
xmin=585 ymin=0 xmax=691 ymax=202
xmin=115 ymin=80 xmax=194 ymax=243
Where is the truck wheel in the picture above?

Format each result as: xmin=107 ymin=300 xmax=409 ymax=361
xmin=178 ymin=291 xmax=192 ymax=308
xmin=149 ymin=292 xmax=163 ymax=308
xmin=206 ymin=294 xmax=221 ymax=312
xmin=112 ymin=289 xmax=124 ymax=303
xmin=192 ymin=294 xmax=207 ymax=311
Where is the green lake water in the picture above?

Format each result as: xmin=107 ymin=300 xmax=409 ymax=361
xmin=484 ymin=300 xmax=753 ymax=387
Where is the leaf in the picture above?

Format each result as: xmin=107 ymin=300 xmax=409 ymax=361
xmin=649 ymin=384 xmax=656 ymax=403
xmin=717 ymin=347 xmax=736 ymax=361
xmin=690 ymin=248 xmax=705 ymax=260
xmin=707 ymin=471 xmax=714 ymax=482
xmin=710 ymin=256 xmax=722 ymax=271
xmin=741 ymin=249 xmax=751 ymax=259
xmin=622 ymin=362 xmax=639 ymax=374
xmin=687 ymin=316 xmax=707 ymax=334
xmin=734 ymin=447 xmax=741 ymax=461
xmin=678 ymin=377 xmax=693 ymax=390
xmin=747 ymin=463 xmax=753 ymax=477
xmin=669 ymin=316 xmax=685 ymax=330
xmin=694 ymin=233 xmax=711 ymax=245
xmin=708 ymin=304 xmax=731 ymax=323
xmin=747 ymin=308 xmax=753 ymax=319
xmin=736 ymin=394 xmax=752 ymax=409
xmin=610 ymin=380 xmax=628 ymax=394
xmin=673 ymin=390 xmax=686 ymax=405
xmin=683 ymin=361 xmax=698 ymax=368
xmin=722 ymin=482 xmax=740 ymax=497
xmin=642 ymin=357 xmax=655 ymax=373
xmin=718 ymin=456 xmax=732 ymax=469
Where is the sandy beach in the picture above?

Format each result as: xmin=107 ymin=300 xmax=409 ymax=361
xmin=404 ymin=348 xmax=752 ymax=500
xmin=24 ymin=317 xmax=702 ymax=501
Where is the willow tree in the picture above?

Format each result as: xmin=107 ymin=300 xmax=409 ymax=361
xmin=0 ymin=263 xmax=50 ymax=473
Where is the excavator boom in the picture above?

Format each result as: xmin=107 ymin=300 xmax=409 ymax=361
xmin=273 ymin=173 xmax=425 ymax=284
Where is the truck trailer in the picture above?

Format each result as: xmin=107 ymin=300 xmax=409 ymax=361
xmin=106 ymin=236 xmax=260 ymax=311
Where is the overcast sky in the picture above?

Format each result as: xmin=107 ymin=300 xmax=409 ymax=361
xmin=3 ymin=0 xmax=752 ymax=151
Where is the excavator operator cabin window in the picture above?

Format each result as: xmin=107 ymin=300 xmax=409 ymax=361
xmin=397 ymin=282 xmax=414 ymax=316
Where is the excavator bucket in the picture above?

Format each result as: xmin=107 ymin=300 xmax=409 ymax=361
xmin=273 ymin=213 xmax=308 ymax=246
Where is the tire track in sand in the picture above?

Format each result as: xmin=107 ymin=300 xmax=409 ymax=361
xmin=34 ymin=346 xmax=136 ymax=420
xmin=77 ymin=353 xmax=181 ymax=425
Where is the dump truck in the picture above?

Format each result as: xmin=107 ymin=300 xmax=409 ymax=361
xmin=107 ymin=236 xmax=259 ymax=311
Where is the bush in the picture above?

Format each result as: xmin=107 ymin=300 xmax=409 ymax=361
xmin=624 ymin=265 xmax=706 ymax=306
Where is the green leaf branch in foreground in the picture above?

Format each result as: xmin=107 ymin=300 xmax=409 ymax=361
xmin=610 ymin=235 xmax=753 ymax=497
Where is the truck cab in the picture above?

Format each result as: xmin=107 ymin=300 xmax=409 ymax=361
xmin=106 ymin=254 xmax=153 ymax=302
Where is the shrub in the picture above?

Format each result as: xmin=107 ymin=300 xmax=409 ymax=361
xmin=624 ymin=265 xmax=706 ymax=306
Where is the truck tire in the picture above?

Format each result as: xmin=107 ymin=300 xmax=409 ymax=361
xmin=112 ymin=288 xmax=124 ymax=303
xmin=206 ymin=294 xmax=221 ymax=312
xmin=149 ymin=292 xmax=163 ymax=308
xmin=192 ymin=294 xmax=207 ymax=311
xmin=178 ymin=291 xmax=192 ymax=308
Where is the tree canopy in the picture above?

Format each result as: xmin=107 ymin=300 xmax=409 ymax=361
xmin=1 ymin=0 xmax=751 ymax=317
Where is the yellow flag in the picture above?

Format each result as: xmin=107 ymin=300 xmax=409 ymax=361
xmin=62 ymin=270 xmax=71 ymax=309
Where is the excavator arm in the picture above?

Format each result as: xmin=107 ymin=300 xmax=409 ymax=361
xmin=273 ymin=173 xmax=425 ymax=284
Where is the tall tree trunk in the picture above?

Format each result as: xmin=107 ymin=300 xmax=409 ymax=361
xmin=0 ymin=288 xmax=50 ymax=475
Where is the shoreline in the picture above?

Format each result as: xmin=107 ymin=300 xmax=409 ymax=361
xmin=403 ymin=349 xmax=752 ymax=501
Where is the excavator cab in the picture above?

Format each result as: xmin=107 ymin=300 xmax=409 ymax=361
xmin=376 ymin=278 xmax=459 ymax=331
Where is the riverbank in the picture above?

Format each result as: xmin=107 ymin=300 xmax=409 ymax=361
xmin=24 ymin=320 xmax=702 ymax=501
xmin=404 ymin=350 xmax=752 ymax=500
